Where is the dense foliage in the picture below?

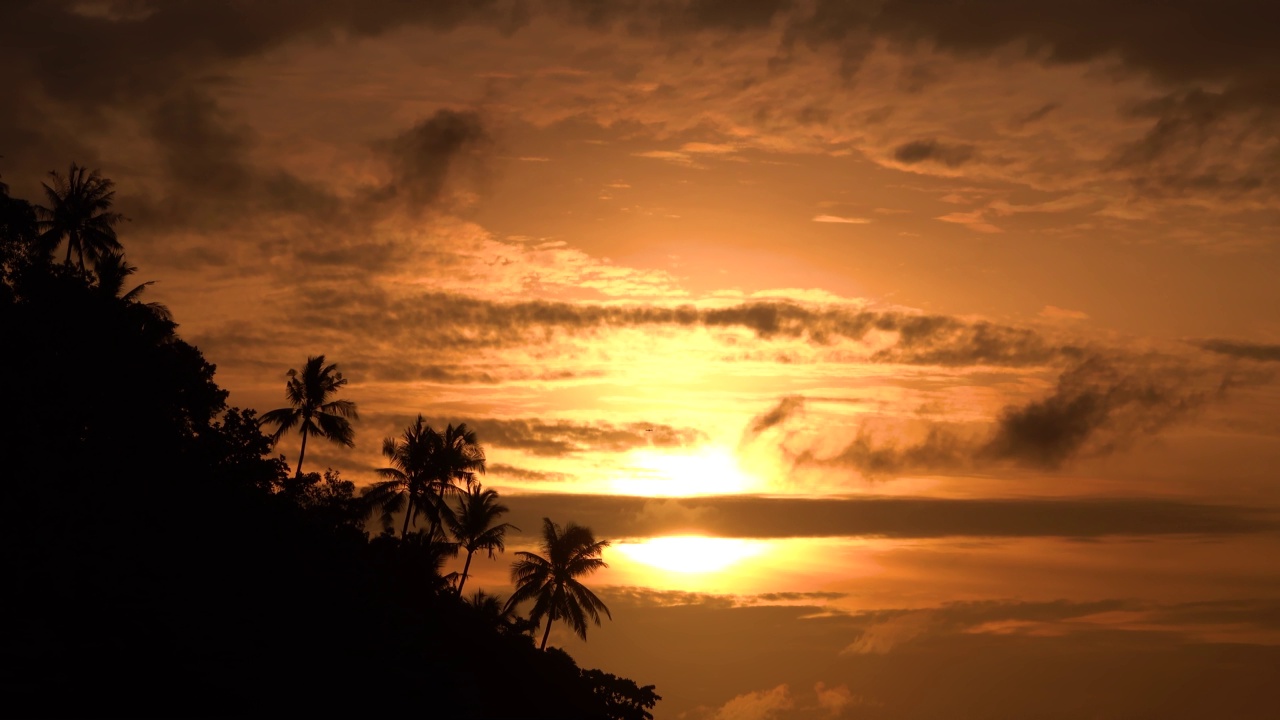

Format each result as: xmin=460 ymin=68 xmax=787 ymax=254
xmin=0 ymin=174 xmax=658 ymax=718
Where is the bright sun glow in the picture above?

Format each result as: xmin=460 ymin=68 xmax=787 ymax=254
xmin=609 ymin=446 xmax=762 ymax=496
xmin=615 ymin=536 xmax=767 ymax=574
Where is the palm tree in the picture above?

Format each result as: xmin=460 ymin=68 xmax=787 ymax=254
xmin=260 ymin=355 xmax=358 ymax=477
xmin=422 ymin=423 xmax=486 ymax=538
xmin=446 ymin=483 xmax=517 ymax=596
xmin=363 ymin=415 xmax=435 ymax=538
xmin=36 ymin=164 xmax=123 ymax=270
xmin=92 ymin=251 xmax=174 ymax=338
xmin=466 ymin=590 xmax=537 ymax=637
xmin=505 ymin=518 xmax=611 ymax=650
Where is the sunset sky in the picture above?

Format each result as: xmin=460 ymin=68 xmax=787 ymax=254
xmin=5 ymin=1 xmax=1280 ymax=717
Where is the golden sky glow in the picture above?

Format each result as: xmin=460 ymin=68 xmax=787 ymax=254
xmin=5 ymin=2 xmax=1280 ymax=717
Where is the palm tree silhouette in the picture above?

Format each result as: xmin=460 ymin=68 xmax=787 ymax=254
xmin=92 ymin=251 xmax=174 ymax=338
xmin=36 ymin=164 xmax=123 ymax=270
xmin=260 ymin=356 xmax=358 ymax=477
xmin=466 ymin=589 xmax=537 ymax=637
xmin=422 ymin=423 xmax=486 ymax=538
xmin=364 ymin=415 xmax=435 ymax=538
xmin=446 ymin=482 xmax=517 ymax=596
xmin=506 ymin=518 xmax=611 ymax=650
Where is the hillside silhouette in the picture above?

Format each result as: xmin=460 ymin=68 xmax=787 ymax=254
xmin=1 ymin=169 xmax=658 ymax=719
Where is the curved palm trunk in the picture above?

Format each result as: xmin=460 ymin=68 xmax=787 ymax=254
xmin=400 ymin=494 xmax=415 ymax=538
xmin=542 ymin=607 xmax=558 ymax=648
xmin=426 ymin=484 xmax=447 ymax=539
xmin=295 ymin=427 xmax=309 ymax=477
xmin=457 ymin=550 xmax=475 ymax=596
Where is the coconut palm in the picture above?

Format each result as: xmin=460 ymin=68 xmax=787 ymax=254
xmin=94 ymin=251 xmax=172 ymax=313
xmin=36 ymin=164 xmax=123 ymax=270
xmin=92 ymin=251 xmax=175 ymax=338
xmin=446 ymin=483 xmax=517 ymax=596
xmin=260 ymin=355 xmax=358 ymax=477
xmin=505 ymin=518 xmax=611 ymax=650
xmin=421 ymin=423 xmax=486 ymax=538
xmin=363 ymin=415 xmax=436 ymax=538
xmin=466 ymin=590 xmax=537 ymax=637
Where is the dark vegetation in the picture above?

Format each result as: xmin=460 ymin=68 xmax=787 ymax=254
xmin=1 ymin=166 xmax=658 ymax=718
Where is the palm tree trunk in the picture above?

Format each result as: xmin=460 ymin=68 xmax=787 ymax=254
xmin=295 ymin=427 xmax=309 ymax=477
xmin=426 ymin=484 xmax=445 ymax=539
xmin=64 ymin=233 xmax=74 ymax=265
xmin=457 ymin=550 xmax=474 ymax=595
xmin=540 ymin=617 xmax=554 ymax=650
xmin=400 ymin=495 xmax=415 ymax=538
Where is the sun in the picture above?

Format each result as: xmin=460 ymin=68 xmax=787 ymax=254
xmin=615 ymin=536 xmax=766 ymax=574
xmin=609 ymin=445 xmax=762 ymax=496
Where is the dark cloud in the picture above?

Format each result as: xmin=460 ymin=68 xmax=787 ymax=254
xmin=500 ymin=493 xmax=1277 ymax=541
xmin=1017 ymin=102 xmax=1061 ymax=126
xmin=1195 ymin=338 xmax=1280 ymax=362
xmin=558 ymin=0 xmax=790 ymax=33
xmin=3 ymin=0 xmax=514 ymax=109
xmin=870 ymin=316 xmax=1062 ymax=366
xmin=892 ymin=138 xmax=975 ymax=168
xmin=865 ymin=0 xmax=1280 ymax=93
xmin=0 ymin=1 xmax=507 ymax=234
xmin=750 ymin=591 xmax=848 ymax=603
xmin=796 ymin=354 xmax=1214 ymax=475
xmin=376 ymin=110 xmax=488 ymax=212
xmin=147 ymin=89 xmax=253 ymax=198
xmin=364 ymin=414 xmax=703 ymax=456
xmin=982 ymin=355 xmax=1207 ymax=467
xmin=474 ymin=418 xmax=704 ymax=455
xmin=487 ymin=463 xmax=572 ymax=482
xmin=1110 ymin=88 xmax=1278 ymax=202
xmin=744 ymin=395 xmax=805 ymax=439
xmin=306 ymin=289 xmax=1074 ymax=368
xmin=798 ymin=426 xmax=967 ymax=476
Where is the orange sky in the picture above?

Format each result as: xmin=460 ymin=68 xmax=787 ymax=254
xmin=5 ymin=2 xmax=1280 ymax=717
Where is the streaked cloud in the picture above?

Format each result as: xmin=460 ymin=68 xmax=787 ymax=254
xmin=811 ymin=214 xmax=871 ymax=224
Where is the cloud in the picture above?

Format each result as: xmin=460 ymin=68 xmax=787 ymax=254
xmin=303 ymin=290 xmax=1072 ymax=368
xmin=935 ymin=210 xmax=1004 ymax=233
xmin=812 ymin=214 xmax=872 ymax=224
xmin=1014 ymin=102 xmax=1061 ymax=128
xmin=743 ymin=395 xmax=806 ymax=440
xmin=487 ymin=462 xmax=571 ymax=482
xmin=892 ymin=139 xmax=976 ymax=168
xmin=1040 ymin=305 xmax=1089 ymax=321
xmin=372 ymin=416 xmax=704 ymax=456
xmin=813 ymin=682 xmax=855 ymax=716
xmin=842 ymin=611 xmax=934 ymax=655
xmin=1195 ymin=339 xmax=1280 ymax=362
xmin=982 ymin=355 xmax=1207 ymax=468
xmin=714 ymin=684 xmax=793 ymax=720
xmin=500 ymin=493 xmax=1277 ymax=541
xmin=0 ymin=0 xmax=515 ymax=189
xmin=377 ymin=110 xmax=488 ymax=212
xmin=590 ymin=589 xmax=1280 ymax=720
xmin=796 ymin=352 xmax=1217 ymax=475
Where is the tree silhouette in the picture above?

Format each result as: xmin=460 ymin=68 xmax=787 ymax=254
xmin=422 ymin=422 xmax=486 ymax=538
xmin=1 ymin=179 xmax=40 ymax=287
xmin=465 ymin=589 xmax=537 ymax=637
xmin=260 ymin=355 xmax=358 ymax=477
xmin=364 ymin=414 xmax=436 ymax=537
xmin=92 ymin=250 xmax=173 ymax=334
xmin=36 ymin=163 xmax=122 ymax=270
xmin=446 ymin=482 xmax=517 ymax=596
xmin=506 ymin=518 xmax=612 ymax=650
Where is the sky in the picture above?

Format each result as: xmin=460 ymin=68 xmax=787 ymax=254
xmin=5 ymin=1 xmax=1280 ymax=717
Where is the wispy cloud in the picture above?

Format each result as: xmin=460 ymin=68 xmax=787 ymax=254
xmin=812 ymin=214 xmax=872 ymax=224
